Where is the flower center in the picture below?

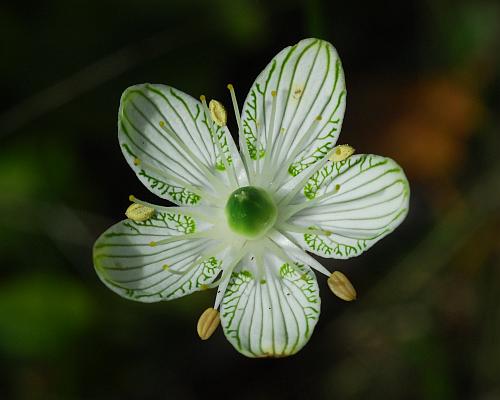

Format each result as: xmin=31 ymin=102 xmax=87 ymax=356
xmin=225 ymin=186 xmax=277 ymax=239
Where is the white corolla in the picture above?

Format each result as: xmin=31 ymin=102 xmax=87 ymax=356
xmin=93 ymin=38 xmax=410 ymax=358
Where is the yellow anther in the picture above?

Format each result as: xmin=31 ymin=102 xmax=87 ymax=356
xmin=197 ymin=307 xmax=220 ymax=340
xmin=335 ymin=184 xmax=341 ymax=191
xmin=280 ymin=128 xmax=285 ymax=134
xmin=316 ymin=115 xmax=322 ymax=121
xmin=327 ymin=271 xmax=357 ymax=301
xmin=125 ymin=203 xmax=155 ymax=222
xmin=227 ymin=83 xmax=234 ymax=90
xmin=149 ymin=241 xmax=157 ymax=247
xmin=159 ymin=121 xmax=165 ymax=127
xmin=271 ymin=90 xmax=277 ymax=97
xmin=209 ymin=99 xmax=227 ymax=127
xmin=162 ymin=264 xmax=170 ymax=271
xmin=329 ymin=144 xmax=355 ymax=162
xmin=199 ymin=94 xmax=206 ymax=102
xmin=133 ymin=158 xmax=141 ymax=166
xmin=128 ymin=194 xmax=136 ymax=202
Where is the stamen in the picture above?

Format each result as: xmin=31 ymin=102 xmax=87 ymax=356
xmin=278 ymin=200 xmax=318 ymax=222
xmin=197 ymin=307 xmax=220 ymax=340
xmin=125 ymin=203 xmax=155 ymax=222
xmin=290 ymin=247 xmax=331 ymax=277
xmin=129 ymin=195 xmax=220 ymax=224
xmin=209 ymin=99 xmax=227 ymax=127
xmin=167 ymin=268 xmax=186 ymax=275
xmin=264 ymin=235 xmax=331 ymax=278
xmin=277 ymin=222 xmax=332 ymax=237
xmin=227 ymin=84 xmax=242 ymax=132
xmin=227 ymin=83 xmax=254 ymax=182
xmin=329 ymin=144 xmax=355 ymax=162
xmin=266 ymin=230 xmax=331 ymax=277
xmin=212 ymin=269 xmax=232 ymax=309
xmin=279 ymin=183 xmax=341 ymax=220
xmin=200 ymin=95 xmax=238 ymax=188
xmin=263 ymin=238 xmax=301 ymax=273
xmin=212 ymin=244 xmax=248 ymax=310
xmin=327 ymin=271 xmax=357 ymax=301
xmin=277 ymin=147 xmax=337 ymax=207
xmin=148 ymin=230 xmax=213 ymax=247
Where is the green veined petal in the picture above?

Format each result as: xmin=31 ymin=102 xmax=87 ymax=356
xmin=118 ymin=84 xmax=244 ymax=205
xmin=240 ymin=38 xmax=346 ymax=188
xmin=281 ymin=154 xmax=410 ymax=259
xmin=220 ymin=252 xmax=320 ymax=357
xmin=93 ymin=210 xmax=226 ymax=302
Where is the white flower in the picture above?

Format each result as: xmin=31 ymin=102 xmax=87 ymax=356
xmin=93 ymin=38 xmax=410 ymax=358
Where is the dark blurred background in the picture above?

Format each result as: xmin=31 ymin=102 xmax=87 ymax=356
xmin=1 ymin=0 xmax=499 ymax=399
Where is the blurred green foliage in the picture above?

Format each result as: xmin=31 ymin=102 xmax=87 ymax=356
xmin=1 ymin=0 xmax=499 ymax=399
xmin=0 ymin=275 xmax=93 ymax=358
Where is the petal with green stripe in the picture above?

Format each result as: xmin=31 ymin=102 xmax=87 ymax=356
xmin=220 ymin=252 xmax=320 ymax=357
xmin=119 ymin=84 xmax=244 ymax=205
xmin=93 ymin=210 xmax=226 ymax=302
xmin=240 ymin=38 xmax=346 ymax=186
xmin=282 ymin=154 xmax=410 ymax=259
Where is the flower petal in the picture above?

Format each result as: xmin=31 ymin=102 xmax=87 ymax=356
xmin=93 ymin=209 xmax=227 ymax=302
xmin=240 ymin=38 xmax=345 ymax=187
xmin=281 ymin=154 xmax=409 ymax=259
xmin=220 ymin=252 xmax=320 ymax=357
xmin=119 ymin=84 xmax=244 ymax=205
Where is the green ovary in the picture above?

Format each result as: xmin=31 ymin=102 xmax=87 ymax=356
xmin=225 ymin=186 xmax=277 ymax=239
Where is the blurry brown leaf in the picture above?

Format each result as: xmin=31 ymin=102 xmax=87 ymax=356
xmin=351 ymin=76 xmax=483 ymax=187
